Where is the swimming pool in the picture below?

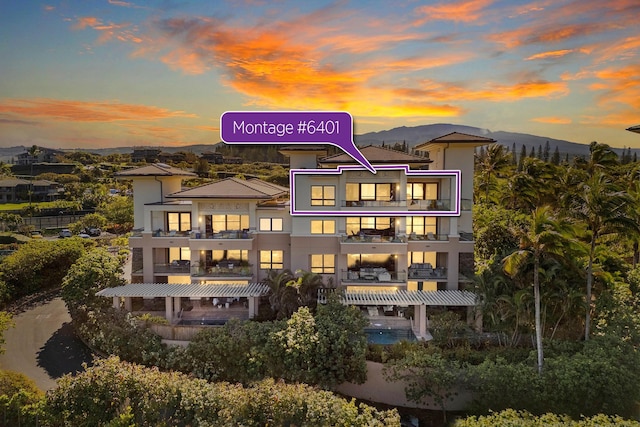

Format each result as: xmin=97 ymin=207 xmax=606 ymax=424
xmin=365 ymin=328 xmax=417 ymax=344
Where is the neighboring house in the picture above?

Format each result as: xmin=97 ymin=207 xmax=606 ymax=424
xmin=131 ymin=148 xmax=162 ymax=163
xmin=200 ymin=151 xmax=224 ymax=164
xmin=16 ymin=147 xmax=64 ymax=165
xmin=100 ymin=132 xmax=493 ymax=338
xmin=0 ymin=178 xmax=60 ymax=203
xmin=158 ymin=151 xmax=187 ymax=164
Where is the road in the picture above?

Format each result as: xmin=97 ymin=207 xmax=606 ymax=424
xmin=0 ymin=297 xmax=93 ymax=391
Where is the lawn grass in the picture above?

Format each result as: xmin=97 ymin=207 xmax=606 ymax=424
xmin=0 ymin=202 xmax=59 ymax=211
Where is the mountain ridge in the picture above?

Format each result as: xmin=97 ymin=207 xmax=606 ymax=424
xmin=0 ymin=124 xmax=636 ymax=160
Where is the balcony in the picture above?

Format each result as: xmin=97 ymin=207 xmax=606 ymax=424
xmin=192 ymin=230 xmax=252 ymax=239
xmin=191 ymin=262 xmax=253 ymax=278
xmin=407 ymin=263 xmax=447 ymax=280
xmin=408 ymin=199 xmax=451 ymax=211
xmin=153 ymin=260 xmax=191 ymax=274
xmin=407 ymin=232 xmax=448 ymax=241
xmin=153 ymin=230 xmax=191 ymax=237
xmin=341 ymin=200 xmax=406 ymax=208
xmin=340 ymin=233 xmax=407 ymax=255
xmin=341 ymin=269 xmax=407 ymax=283
xmin=341 ymin=234 xmax=406 ymax=243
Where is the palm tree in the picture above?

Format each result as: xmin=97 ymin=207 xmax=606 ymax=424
xmin=290 ymin=270 xmax=325 ymax=309
xmin=569 ymin=171 xmax=637 ymax=340
xmin=503 ymin=206 xmax=576 ymax=374
xmin=476 ymin=143 xmax=511 ymax=204
xmin=265 ymin=269 xmax=296 ymax=319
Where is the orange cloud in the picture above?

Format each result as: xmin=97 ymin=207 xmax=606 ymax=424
xmin=413 ymin=0 xmax=494 ymax=25
xmin=525 ymin=49 xmax=575 ymax=61
xmin=531 ymin=116 xmax=572 ymax=124
xmin=487 ymin=0 xmax=638 ymax=49
xmin=591 ymin=64 xmax=640 ymax=110
xmin=73 ymin=16 xmax=100 ymax=30
xmin=0 ymin=98 xmax=197 ymax=122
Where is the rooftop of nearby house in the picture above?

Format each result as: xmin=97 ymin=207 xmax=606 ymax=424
xmin=167 ymin=177 xmax=289 ymax=200
xmin=414 ymin=132 xmax=496 ymax=150
xmin=114 ymin=163 xmax=197 ymax=177
xmin=0 ymin=178 xmax=57 ymax=188
xmin=318 ymin=145 xmax=430 ymax=166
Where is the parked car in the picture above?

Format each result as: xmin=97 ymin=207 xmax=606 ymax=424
xmin=59 ymin=229 xmax=72 ymax=238
xmin=30 ymin=230 xmax=43 ymax=239
xmin=86 ymin=227 xmax=101 ymax=237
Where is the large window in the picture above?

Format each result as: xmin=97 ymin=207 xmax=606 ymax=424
xmin=167 ymin=212 xmax=191 ymax=231
xmin=408 ymin=251 xmax=437 ymax=266
xmin=346 ymin=183 xmax=393 ymax=202
xmin=203 ymin=249 xmax=248 ymax=264
xmin=311 ymin=254 xmax=335 ymax=274
xmin=347 ymin=254 xmax=396 ymax=271
xmin=407 ymin=216 xmax=437 ymax=235
xmin=169 ymin=247 xmax=190 ymax=262
xmin=311 ymin=185 xmax=335 ymax=206
xmin=260 ymin=250 xmax=284 ymax=270
xmin=407 ymin=182 xmax=438 ymax=200
xmin=259 ymin=217 xmax=283 ymax=232
xmin=310 ymin=220 xmax=335 ymax=234
xmin=210 ymin=214 xmax=249 ymax=232
xmin=346 ymin=217 xmax=395 ymax=236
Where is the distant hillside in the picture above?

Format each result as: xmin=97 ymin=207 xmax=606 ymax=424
xmin=355 ymin=123 xmax=637 ymax=159
xmin=1 ymin=123 xmax=636 ymax=163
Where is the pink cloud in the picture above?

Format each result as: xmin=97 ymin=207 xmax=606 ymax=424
xmin=0 ymin=98 xmax=197 ymax=122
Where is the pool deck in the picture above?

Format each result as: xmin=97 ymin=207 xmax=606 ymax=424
xmin=366 ymin=311 xmax=433 ymax=341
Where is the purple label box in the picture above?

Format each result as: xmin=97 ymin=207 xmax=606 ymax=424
xmin=220 ymin=111 xmax=376 ymax=173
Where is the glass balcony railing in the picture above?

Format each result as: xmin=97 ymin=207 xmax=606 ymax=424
xmin=341 ymin=200 xmax=406 ymax=207
xmin=153 ymin=262 xmax=191 ymax=274
xmin=341 ymin=269 xmax=407 ymax=283
xmin=191 ymin=264 xmax=253 ymax=277
xmin=190 ymin=230 xmax=252 ymax=239
xmin=407 ymin=232 xmax=448 ymax=241
xmin=408 ymin=199 xmax=451 ymax=210
xmin=408 ymin=264 xmax=447 ymax=280
xmin=341 ymin=234 xmax=406 ymax=243
xmin=152 ymin=230 xmax=191 ymax=237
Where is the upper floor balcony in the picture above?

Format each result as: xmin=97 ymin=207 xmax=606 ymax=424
xmin=191 ymin=262 xmax=253 ymax=278
xmin=341 ymin=199 xmax=406 ymax=208
xmin=191 ymin=229 xmax=252 ymax=240
xmin=341 ymin=268 xmax=407 ymax=283
xmin=407 ymin=263 xmax=448 ymax=281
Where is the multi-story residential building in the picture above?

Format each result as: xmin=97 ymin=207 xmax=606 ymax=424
xmin=101 ymin=132 xmax=493 ymax=338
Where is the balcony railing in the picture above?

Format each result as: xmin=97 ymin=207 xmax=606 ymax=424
xmin=152 ymin=230 xmax=191 ymax=237
xmin=408 ymin=199 xmax=451 ymax=210
xmin=154 ymin=262 xmax=191 ymax=274
xmin=408 ymin=264 xmax=447 ymax=280
xmin=341 ymin=234 xmax=406 ymax=243
xmin=191 ymin=264 xmax=253 ymax=277
xmin=407 ymin=232 xmax=448 ymax=241
xmin=341 ymin=269 xmax=407 ymax=283
xmin=342 ymin=200 xmax=406 ymax=207
xmin=191 ymin=230 xmax=252 ymax=239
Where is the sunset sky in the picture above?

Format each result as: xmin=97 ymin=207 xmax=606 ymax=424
xmin=1 ymin=0 xmax=639 ymax=150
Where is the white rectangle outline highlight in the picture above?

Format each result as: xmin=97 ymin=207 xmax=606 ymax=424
xmin=289 ymin=165 xmax=461 ymax=216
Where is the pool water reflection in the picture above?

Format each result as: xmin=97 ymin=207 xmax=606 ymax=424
xmin=365 ymin=328 xmax=417 ymax=344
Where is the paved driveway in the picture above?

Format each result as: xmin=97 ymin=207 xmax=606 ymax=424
xmin=0 ymin=297 xmax=93 ymax=391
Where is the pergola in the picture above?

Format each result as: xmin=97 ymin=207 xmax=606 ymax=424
xmin=97 ymin=282 xmax=269 ymax=320
xmin=319 ymin=289 xmax=479 ymax=339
